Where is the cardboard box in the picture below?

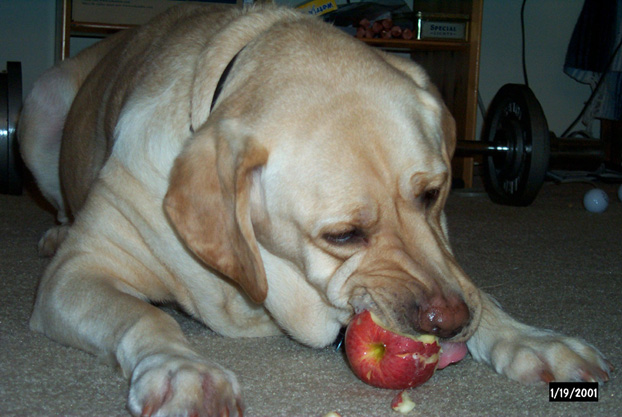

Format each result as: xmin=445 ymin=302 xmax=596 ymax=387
xmin=72 ymin=0 xmax=243 ymax=26
xmin=296 ymin=0 xmax=337 ymax=16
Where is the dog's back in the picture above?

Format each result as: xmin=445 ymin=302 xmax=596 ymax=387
xmin=18 ymin=4 xmax=242 ymax=221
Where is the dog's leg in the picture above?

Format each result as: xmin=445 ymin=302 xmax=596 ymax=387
xmin=18 ymin=66 xmax=75 ymax=224
xmin=37 ymin=225 xmax=70 ymax=257
xmin=18 ymin=65 xmax=78 ymax=257
xmin=19 ymin=34 xmax=127 ymax=256
xmin=30 ymin=258 xmax=243 ymax=416
xmin=467 ymin=292 xmax=612 ymax=383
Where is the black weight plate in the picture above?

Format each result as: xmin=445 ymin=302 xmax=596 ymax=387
xmin=1 ymin=62 xmax=23 ymax=195
xmin=481 ymin=84 xmax=550 ymax=206
xmin=0 ymin=70 xmax=8 ymax=193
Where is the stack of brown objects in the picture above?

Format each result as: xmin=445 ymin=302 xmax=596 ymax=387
xmin=354 ymin=18 xmax=414 ymax=40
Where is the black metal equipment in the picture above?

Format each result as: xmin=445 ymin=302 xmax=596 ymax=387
xmin=455 ymin=83 xmax=608 ymax=206
xmin=1 ymin=61 xmax=23 ymax=195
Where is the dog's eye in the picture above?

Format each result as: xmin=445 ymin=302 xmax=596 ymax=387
xmin=323 ymin=229 xmax=366 ymax=245
xmin=422 ymin=188 xmax=441 ymax=208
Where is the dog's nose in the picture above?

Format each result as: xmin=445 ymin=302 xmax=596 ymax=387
xmin=416 ymin=294 xmax=470 ymax=338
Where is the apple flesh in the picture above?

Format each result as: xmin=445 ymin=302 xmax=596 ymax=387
xmin=391 ymin=390 xmax=417 ymax=414
xmin=344 ymin=310 xmax=440 ymax=390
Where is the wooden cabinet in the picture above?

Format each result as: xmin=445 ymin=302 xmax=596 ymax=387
xmin=360 ymin=0 xmax=483 ymax=187
xmin=59 ymin=0 xmax=482 ymax=186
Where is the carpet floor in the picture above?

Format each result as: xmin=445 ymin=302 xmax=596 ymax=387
xmin=1 ymin=179 xmax=620 ymax=416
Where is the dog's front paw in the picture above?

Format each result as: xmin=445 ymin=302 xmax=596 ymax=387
xmin=488 ymin=329 xmax=613 ymax=384
xmin=128 ymin=353 xmax=243 ymax=417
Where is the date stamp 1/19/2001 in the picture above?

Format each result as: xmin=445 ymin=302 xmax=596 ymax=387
xmin=549 ymin=382 xmax=599 ymax=402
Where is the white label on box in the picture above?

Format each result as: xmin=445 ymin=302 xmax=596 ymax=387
xmin=419 ymin=20 xmax=466 ymax=40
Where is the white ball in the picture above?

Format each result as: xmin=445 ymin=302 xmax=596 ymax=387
xmin=583 ymin=189 xmax=609 ymax=213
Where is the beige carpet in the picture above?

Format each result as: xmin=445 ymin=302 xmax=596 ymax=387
xmin=1 ymin=180 xmax=620 ymax=416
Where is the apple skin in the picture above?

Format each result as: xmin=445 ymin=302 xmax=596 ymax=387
xmin=344 ymin=310 xmax=440 ymax=389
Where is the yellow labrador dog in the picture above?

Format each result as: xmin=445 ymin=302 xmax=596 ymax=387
xmin=19 ymin=4 xmax=610 ymax=416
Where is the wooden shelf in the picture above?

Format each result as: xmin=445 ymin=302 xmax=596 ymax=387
xmin=69 ymin=22 xmax=132 ymax=35
xmin=59 ymin=0 xmax=482 ymax=187
xmin=65 ymin=22 xmax=470 ymax=52
xmin=361 ymin=38 xmax=470 ymax=52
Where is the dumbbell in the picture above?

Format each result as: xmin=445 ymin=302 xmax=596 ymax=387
xmin=1 ymin=61 xmax=22 ymax=195
xmin=455 ymin=83 xmax=605 ymax=206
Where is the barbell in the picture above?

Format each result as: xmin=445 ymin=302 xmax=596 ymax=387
xmin=0 ymin=66 xmax=607 ymax=206
xmin=455 ymin=83 xmax=606 ymax=206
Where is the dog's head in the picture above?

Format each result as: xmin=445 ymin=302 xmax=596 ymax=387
xmin=165 ymin=19 xmax=482 ymax=347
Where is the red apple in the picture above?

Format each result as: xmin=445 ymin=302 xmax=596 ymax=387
xmin=344 ymin=310 xmax=440 ymax=389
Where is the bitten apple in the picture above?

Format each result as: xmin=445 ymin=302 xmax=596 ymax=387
xmin=344 ymin=310 xmax=440 ymax=389
xmin=391 ymin=390 xmax=416 ymax=414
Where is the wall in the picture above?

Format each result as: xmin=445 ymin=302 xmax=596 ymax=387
xmin=478 ymin=0 xmax=591 ymax=137
xmin=0 ymin=0 xmax=56 ymax=96
xmin=0 ymin=0 xmax=593 ymax=136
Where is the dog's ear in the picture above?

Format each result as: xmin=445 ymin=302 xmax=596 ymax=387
xmin=164 ymin=120 xmax=268 ymax=303
xmin=380 ymin=52 xmax=457 ymax=161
